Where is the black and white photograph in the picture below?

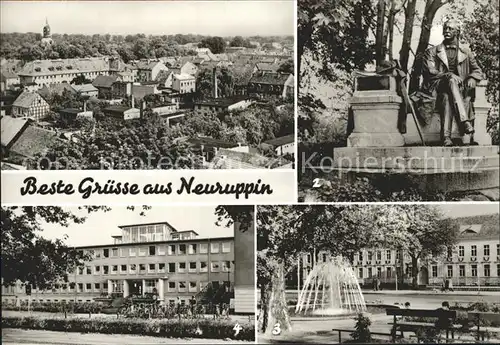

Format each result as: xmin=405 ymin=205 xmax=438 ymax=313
xmin=256 ymin=203 xmax=500 ymax=343
xmin=0 ymin=1 xmax=295 ymax=170
xmin=298 ymin=0 xmax=499 ymax=201
xmin=1 ymin=205 xmax=256 ymax=344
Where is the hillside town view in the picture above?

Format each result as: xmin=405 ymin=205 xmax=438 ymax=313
xmin=0 ymin=1 xmax=294 ymax=170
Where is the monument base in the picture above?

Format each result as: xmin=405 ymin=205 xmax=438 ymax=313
xmin=348 ymin=133 xmax=405 ymax=147
xmin=333 ymin=145 xmax=499 ymax=197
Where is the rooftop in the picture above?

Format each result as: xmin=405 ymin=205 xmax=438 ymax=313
xmin=9 ymin=125 xmax=58 ymax=158
xmin=92 ymin=75 xmax=118 ymax=88
xmin=72 ymin=83 xmax=98 ymax=93
xmin=263 ymin=134 xmax=294 ymax=147
xmin=1 ymin=116 xmax=30 ymax=148
xmin=12 ymin=91 xmax=46 ymax=109
xmin=454 ymin=213 xmax=499 ymax=240
xmin=249 ymin=72 xmax=292 ymax=85
xmin=194 ymin=95 xmax=250 ymax=107
xmin=19 ymin=57 xmax=110 ymax=76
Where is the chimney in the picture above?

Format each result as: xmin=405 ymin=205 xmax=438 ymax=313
xmin=131 ymin=95 xmax=135 ymax=108
xmin=212 ymin=67 xmax=218 ymax=99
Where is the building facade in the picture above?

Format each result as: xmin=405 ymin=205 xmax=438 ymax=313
xmin=2 ymin=221 xmax=235 ymax=307
xmin=11 ymin=91 xmax=50 ymax=121
xmin=172 ymin=74 xmax=196 ymax=94
xmin=290 ymin=213 xmax=500 ymax=290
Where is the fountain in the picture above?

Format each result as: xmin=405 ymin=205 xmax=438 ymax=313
xmin=295 ymin=256 xmax=366 ymax=316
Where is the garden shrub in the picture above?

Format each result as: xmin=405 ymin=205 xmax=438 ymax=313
xmin=350 ymin=313 xmax=372 ymax=343
xmin=1 ymin=316 xmax=255 ymax=340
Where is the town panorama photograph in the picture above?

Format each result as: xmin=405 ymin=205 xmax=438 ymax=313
xmin=0 ymin=1 xmax=295 ymax=170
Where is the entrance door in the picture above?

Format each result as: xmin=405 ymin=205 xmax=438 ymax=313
xmin=418 ymin=267 xmax=429 ymax=286
xmin=129 ymin=280 xmax=142 ymax=296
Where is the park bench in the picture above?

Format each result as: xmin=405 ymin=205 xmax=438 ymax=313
xmin=468 ymin=311 xmax=500 ymax=341
xmin=386 ymin=308 xmax=460 ymax=342
xmin=331 ymin=328 xmax=394 ymax=343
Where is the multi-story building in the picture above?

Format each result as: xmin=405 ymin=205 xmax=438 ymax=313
xmin=135 ymin=60 xmax=168 ymax=83
xmin=172 ymin=74 xmax=196 ymax=94
xmin=2 ymin=220 xmax=250 ymax=310
xmin=289 ymin=213 xmax=499 ymax=290
xmin=18 ymin=57 xmax=115 ymax=88
xmin=247 ymin=72 xmax=294 ymax=100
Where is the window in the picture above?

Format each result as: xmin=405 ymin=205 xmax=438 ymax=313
xmin=386 ymin=250 xmax=392 ymax=261
xmin=78 ymin=267 xmax=83 ymax=275
xmin=199 ymin=243 xmax=208 ymax=254
xmin=179 ymin=262 xmax=186 ymax=273
xmin=189 ymin=262 xmax=197 ymax=272
xmin=447 ymin=247 xmax=453 ymax=257
xmin=222 ymin=261 xmax=231 ymax=272
xmin=139 ymin=264 xmax=146 ymax=272
xmin=471 ymin=245 xmax=477 ymax=257
xmin=432 ymin=266 xmax=438 ymax=277
xmin=484 ymin=245 xmax=490 ymax=256
xmin=94 ymin=283 xmax=100 ymax=290
xmin=121 ymin=264 xmax=127 ymax=273
xmin=168 ymin=282 xmax=176 ymax=292
xmin=459 ymin=246 xmax=464 ymax=257
xmin=111 ymin=280 xmax=123 ymax=293
xmin=103 ymin=249 xmax=109 ymax=258
xmin=149 ymin=264 xmax=156 ymax=273
xmin=377 ymin=267 xmax=382 ymax=277
xmin=179 ymin=244 xmax=186 ymax=255
xmin=112 ymin=248 xmax=118 ymax=257
xmin=158 ymin=263 xmax=165 ymax=273
xmin=144 ymin=279 xmax=156 ymax=293
xmin=168 ymin=245 xmax=176 ymax=255
xmin=447 ymin=265 xmax=453 ymax=277
xmin=459 ymin=265 xmax=465 ymax=277
xmin=211 ymin=262 xmax=220 ymax=272
xmin=188 ymin=244 xmax=197 ymax=254
xmin=484 ymin=264 xmax=490 ymax=277
xmin=497 ymin=264 xmax=500 ymax=277
xmin=120 ymin=248 xmax=127 ymax=257
xmin=112 ymin=265 xmax=118 ymax=274
xmin=358 ymin=252 xmax=363 ymax=262
xmin=322 ymin=253 xmax=327 ymax=262
xmin=367 ymin=251 xmax=373 ymax=261
xmin=149 ymin=246 xmax=156 ymax=256
xmin=168 ymin=263 xmax=176 ymax=273
xmin=86 ymin=266 xmax=91 ymax=275
xmin=189 ymin=282 xmax=197 ymax=292
xmin=103 ymin=282 xmax=108 ymax=291
xmin=129 ymin=247 xmax=137 ymax=257
xmin=376 ymin=251 xmax=382 ymax=261
xmin=200 ymin=261 xmax=208 ymax=272
xmin=95 ymin=266 xmax=101 ymax=274
xmin=211 ymin=242 xmax=220 ymax=253
xmin=368 ymin=267 xmax=373 ymax=277
xmin=222 ymin=242 xmax=231 ymax=253
xmin=78 ymin=283 xmax=83 ymax=292
xmin=103 ymin=265 xmax=109 ymax=274
xmin=157 ymin=246 xmax=166 ymax=255
xmin=129 ymin=264 xmax=137 ymax=273
xmin=358 ymin=267 xmax=363 ymax=278
xmin=387 ymin=267 xmax=392 ymax=278
xmin=497 ymin=244 xmax=500 ymax=256
xmin=139 ymin=247 xmax=147 ymax=256
xmin=179 ymin=282 xmax=186 ymax=291
xmin=471 ymin=264 xmax=478 ymax=277
xmin=86 ymin=283 xmax=92 ymax=291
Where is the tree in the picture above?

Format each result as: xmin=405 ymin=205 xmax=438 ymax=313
xmin=1 ymin=207 xmax=96 ymax=288
xmin=277 ymin=59 xmax=294 ymax=74
xmin=198 ymin=36 xmax=226 ymax=54
xmin=195 ymin=67 xmax=235 ymax=99
xmin=70 ymin=74 xmax=92 ymax=85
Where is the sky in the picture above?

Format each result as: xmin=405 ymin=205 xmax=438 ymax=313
xmin=0 ymin=1 xmax=294 ymax=36
xmin=439 ymin=203 xmax=500 ymax=219
xmin=37 ymin=206 xmax=234 ymax=247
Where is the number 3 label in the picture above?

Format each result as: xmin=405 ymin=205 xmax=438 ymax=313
xmin=272 ymin=322 xmax=281 ymax=335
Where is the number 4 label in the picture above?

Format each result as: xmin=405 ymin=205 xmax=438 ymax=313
xmin=233 ymin=323 xmax=243 ymax=336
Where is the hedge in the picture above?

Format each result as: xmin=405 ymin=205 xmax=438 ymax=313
xmin=1 ymin=316 xmax=255 ymax=340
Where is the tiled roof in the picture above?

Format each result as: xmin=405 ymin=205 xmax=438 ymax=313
xmin=9 ymin=125 xmax=58 ymax=158
xmin=12 ymin=91 xmax=45 ymax=109
xmin=104 ymin=105 xmax=135 ymax=113
xmin=18 ymin=58 xmax=110 ymax=77
xmin=135 ymin=60 xmax=163 ymax=70
xmin=249 ymin=72 xmax=291 ymax=85
xmin=454 ymin=213 xmax=499 ymax=240
xmin=1 ymin=116 xmax=30 ymax=147
xmin=173 ymin=73 xmax=195 ymax=81
xmin=72 ymin=83 xmax=98 ymax=93
xmin=263 ymin=134 xmax=294 ymax=147
xmin=38 ymin=83 xmax=75 ymax=98
xmin=92 ymin=75 xmax=118 ymax=88
xmin=155 ymin=70 xmax=174 ymax=83
xmin=255 ymin=62 xmax=279 ymax=72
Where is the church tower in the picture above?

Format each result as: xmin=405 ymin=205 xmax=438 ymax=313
xmin=41 ymin=18 xmax=53 ymax=46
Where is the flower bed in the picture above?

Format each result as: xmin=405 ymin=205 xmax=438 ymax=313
xmin=1 ymin=315 xmax=255 ymax=340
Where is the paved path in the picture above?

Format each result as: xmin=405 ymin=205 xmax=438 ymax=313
xmin=1 ymin=329 xmax=253 ymax=345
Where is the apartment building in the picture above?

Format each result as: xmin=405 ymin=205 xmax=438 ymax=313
xmin=289 ymin=213 xmax=499 ymax=289
xmin=3 ymin=221 xmax=235 ymax=306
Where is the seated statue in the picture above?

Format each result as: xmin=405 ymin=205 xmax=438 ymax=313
xmin=421 ymin=19 xmax=484 ymax=146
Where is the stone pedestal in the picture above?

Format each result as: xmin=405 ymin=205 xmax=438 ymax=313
xmin=157 ymin=279 xmax=164 ymax=301
xmin=123 ymin=280 xmax=129 ymax=298
xmin=333 ymin=145 xmax=499 ymax=195
xmin=472 ymin=81 xmax=492 ymax=145
xmin=107 ymin=279 xmax=112 ymax=295
xmin=348 ymin=74 xmax=405 ymax=147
